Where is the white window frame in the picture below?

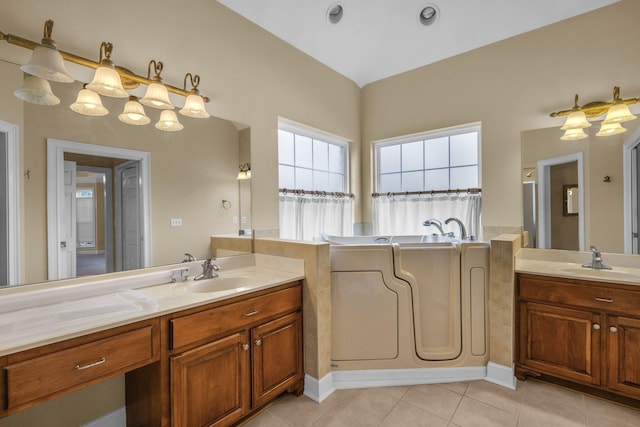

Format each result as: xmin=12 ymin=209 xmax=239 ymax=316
xmin=373 ymin=122 xmax=482 ymax=193
xmin=278 ymin=118 xmax=350 ymax=193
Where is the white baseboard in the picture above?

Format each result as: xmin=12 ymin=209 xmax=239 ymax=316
xmin=304 ymin=373 xmax=336 ymax=403
xmin=485 ymin=362 xmax=518 ymax=390
xmin=332 ymin=366 xmax=487 ymax=390
xmin=82 ymin=407 xmax=126 ymax=427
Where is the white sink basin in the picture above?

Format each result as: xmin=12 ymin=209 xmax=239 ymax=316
xmin=186 ymin=273 xmax=256 ymax=293
xmin=560 ymin=267 xmax=640 ymax=282
xmin=0 ymin=290 xmax=157 ymax=345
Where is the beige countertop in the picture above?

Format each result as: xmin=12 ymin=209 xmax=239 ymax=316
xmin=0 ymin=253 xmax=304 ymax=356
xmin=515 ymin=248 xmax=640 ymax=286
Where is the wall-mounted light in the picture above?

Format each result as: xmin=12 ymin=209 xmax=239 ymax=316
xmin=179 ymin=73 xmax=210 ymax=118
xmin=20 ymin=20 xmax=73 ymax=83
xmin=86 ymin=42 xmax=129 ymax=98
xmin=70 ymin=87 xmax=108 ymax=116
xmin=14 ymin=74 xmax=60 ymax=105
xmin=551 ymin=86 xmax=639 ymax=140
xmin=119 ymin=96 xmax=150 ymax=125
xmin=140 ymin=60 xmax=174 ymax=110
xmin=155 ymin=110 xmax=183 ymax=132
xmin=237 ymin=163 xmax=251 ymax=180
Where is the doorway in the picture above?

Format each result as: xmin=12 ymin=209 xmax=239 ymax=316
xmin=47 ymin=139 xmax=151 ymax=281
xmin=0 ymin=120 xmax=19 ymax=286
xmin=537 ymin=152 xmax=585 ymax=251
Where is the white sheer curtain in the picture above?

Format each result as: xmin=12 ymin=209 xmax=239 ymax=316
xmin=279 ymin=194 xmax=353 ymax=241
xmin=372 ymin=193 xmax=482 ymax=238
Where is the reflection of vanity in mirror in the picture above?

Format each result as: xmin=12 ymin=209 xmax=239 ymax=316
xmin=0 ymin=59 xmax=252 ymax=287
xmin=521 ymin=120 xmax=640 ymax=254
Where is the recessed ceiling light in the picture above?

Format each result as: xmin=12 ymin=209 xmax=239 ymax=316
xmin=419 ymin=4 xmax=439 ymax=26
xmin=327 ymin=3 xmax=344 ymax=24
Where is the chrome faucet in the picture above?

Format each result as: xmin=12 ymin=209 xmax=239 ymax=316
xmin=182 ymin=253 xmax=196 ymax=263
xmin=445 ymin=217 xmax=467 ymax=240
xmin=423 ymin=218 xmax=445 ymax=235
xmin=582 ymin=246 xmax=612 ymax=270
xmin=194 ymin=258 xmax=220 ymax=280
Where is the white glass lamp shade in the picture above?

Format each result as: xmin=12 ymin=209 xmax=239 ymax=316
xmin=560 ymin=110 xmax=591 ymax=130
xmin=140 ymin=82 xmax=174 ymax=110
xmin=155 ymin=110 xmax=183 ymax=131
xmin=119 ymin=99 xmax=151 ymax=125
xmin=596 ymin=122 xmax=627 ymax=137
xmin=14 ymin=75 xmax=60 ymax=105
xmin=602 ymin=103 xmax=637 ymax=125
xmin=86 ymin=66 xmax=129 ymax=98
xmin=21 ymin=45 xmax=74 ymax=83
xmin=179 ymin=94 xmax=210 ymax=118
xmin=70 ymin=89 xmax=108 ymax=116
xmin=560 ymin=127 xmax=588 ymax=141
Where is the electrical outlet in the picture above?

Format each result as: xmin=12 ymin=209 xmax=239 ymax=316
xmin=241 ymin=216 xmax=247 ymax=224
xmin=233 ymin=216 xmax=238 ymax=224
xmin=170 ymin=218 xmax=183 ymax=227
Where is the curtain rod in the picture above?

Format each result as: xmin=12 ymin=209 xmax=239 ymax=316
xmin=371 ymin=188 xmax=482 ymax=198
xmin=279 ymin=188 xmax=355 ymax=198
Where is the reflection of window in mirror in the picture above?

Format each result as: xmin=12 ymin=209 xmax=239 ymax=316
xmin=563 ymin=184 xmax=579 ymax=216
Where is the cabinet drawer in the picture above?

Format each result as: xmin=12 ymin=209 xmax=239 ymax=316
xmin=4 ymin=326 xmax=155 ymax=409
xmin=519 ymin=275 xmax=640 ymax=316
xmin=171 ymin=284 xmax=301 ymax=350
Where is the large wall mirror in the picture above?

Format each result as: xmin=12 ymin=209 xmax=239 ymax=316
xmin=0 ymin=60 xmax=252 ymax=287
xmin=521 ymin=121 xmax=640 ymax=254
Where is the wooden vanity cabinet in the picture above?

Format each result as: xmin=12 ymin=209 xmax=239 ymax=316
xmin=516 ymin=273 xmax=640 ymax=401
xmin=166 ymin=281 xmax=304 ymax=427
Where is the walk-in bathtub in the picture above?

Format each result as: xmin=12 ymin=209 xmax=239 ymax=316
xmin=323 ymin=234 xmax=490 ymax=386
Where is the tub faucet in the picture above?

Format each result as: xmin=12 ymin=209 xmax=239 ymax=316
xmin=194 ymin=258 xmax=220 ymax=280
xmin=445 ymin=218 xmax=467 ymax=240
xmin=423 ymin=219 xmax=445 ymax=235
xmin=582 ymin=246 xmax=612 ymax=270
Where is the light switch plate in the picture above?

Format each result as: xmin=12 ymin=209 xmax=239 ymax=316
xmin=170 ymin=218 xmax=183 ymax=227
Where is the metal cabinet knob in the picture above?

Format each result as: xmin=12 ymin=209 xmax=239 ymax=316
xmin=242 ymin=344 xmax=249 ymax=351
xmin=610 ymin=326 xmax=618 ymax=333
xmin=593 ymin=324 xmax=601 ymax=330
xmin=255 ymin=339 xmax=262 ymax=346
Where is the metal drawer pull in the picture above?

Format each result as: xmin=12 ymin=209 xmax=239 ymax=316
xmin=593 ymin=324 xmax=601 ymax=330
xmin=255 ymin=339 xmax=262 ymax=346
xmin=74 ymin=357 xmax=106 ymax=370
xmin=594 ymin=297 xmax=614 ymax=303
xmin=610 ymin=326 xmax=618 ymax=333
xmin=242 ymin=309 xmax=259 ymax=317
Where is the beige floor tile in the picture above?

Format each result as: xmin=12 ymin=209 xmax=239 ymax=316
xmin=450 ymin=397 xmax=517 ymax=427
xmin=402 ymin=384 xmax=463 ymax=420
xmin=521 ymin=379 xmax=585 ymax=410
xmin=308 ymin=387 xmax=406 ymax=427
xmin=264 ymin=393 xmax=340 ymax=426
xmin=440 ymin=381 xmax=471 ymax=395
xmin=380 ymin=400 xmax=449 ymax=427
xmin=587 ymin=411 xmax=640 ymax=427
xmin=241 ymin=409 xmax=293 ymax=427
xmin=517 ymin=399 xmax=587 ymax=427
xmin=465 ymin=380 xmax=525 ymax=414
xmin=583 ymin=395 xmax=640 ymax=426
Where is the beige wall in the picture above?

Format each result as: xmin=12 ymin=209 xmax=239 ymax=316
xmin=361 ymin=0 xmax=640 ymax=236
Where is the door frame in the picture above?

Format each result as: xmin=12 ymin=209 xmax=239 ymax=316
xmin=47 ymin=139 xmax=151 ymax=279
xmin=537 ymin=152 xmax=585 ymax=251
xmin=0 ymin=120 xmax=20 ymax=285
xmin=623 ymin=127 xmax=640 ymax=254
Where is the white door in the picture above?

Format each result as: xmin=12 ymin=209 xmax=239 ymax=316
xmin=116 ymin=161 xmax=142 ymax=271
xmin=59 ymin=160 xmax=77 ymax=278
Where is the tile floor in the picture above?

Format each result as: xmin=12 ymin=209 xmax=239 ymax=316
xmin=241 ymin=379 xmax=640 ymax=427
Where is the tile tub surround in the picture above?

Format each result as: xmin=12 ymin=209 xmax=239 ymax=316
xmin=241 ymin=378 xmax=640 ymax=427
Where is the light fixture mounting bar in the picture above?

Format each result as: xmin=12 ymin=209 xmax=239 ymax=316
xmin=549 ymin=86 xmax=638 ymax=118
xmin=0 ymin=29 xmax=210 ymax=103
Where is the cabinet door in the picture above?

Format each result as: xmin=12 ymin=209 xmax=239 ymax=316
xmin=251 ymin=311 xmax=303 ymax=408
xmin=519 ymin=301 xmax=601 ymax=385
xmin=607 ymin=316 xmax=640 ymax=399
xmin=171 ymin=332 xmax=250 ymax=427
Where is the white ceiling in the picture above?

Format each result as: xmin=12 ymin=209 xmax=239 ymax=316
xmin=217 ymin=0 xmax=620 ymax=87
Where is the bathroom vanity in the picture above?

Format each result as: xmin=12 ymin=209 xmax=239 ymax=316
xmin=515 ymin=253 xmax=640 ymax=404
xmin=0 ymin=254 xmax=304 ymax=426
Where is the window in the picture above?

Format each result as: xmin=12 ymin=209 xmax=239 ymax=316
xmin=375 ymin=123 xmax=480 ymax=193
xmin=277 ymin=119 xmax=352 ymax=241
xmin=278 ymin=121 xmax=348 ymax=193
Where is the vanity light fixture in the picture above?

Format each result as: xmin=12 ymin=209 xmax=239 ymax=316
xmin=70 ymin=87 xmax=109 ymax=116
xmin=20 ymin=20 xmax=73 ymax=83
xmin=14 ymin=74 xmax=60 ymax=106
xmin=237 ymin=163 xmax=251 ymax=180
xmin=179 ymin=73 xmax=210 ymax=118
xmin=119 ymin=96 xmax=151 ymax=125
xmin=551 ymin=86 xmax=639 ymax=139
xmin=86 ymin=42 xmax=129 ymax=98
xmin=140 ymin=60 xmax=174 ymax=110
xmin=155 ymin=110 xmax=183 ymax=131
